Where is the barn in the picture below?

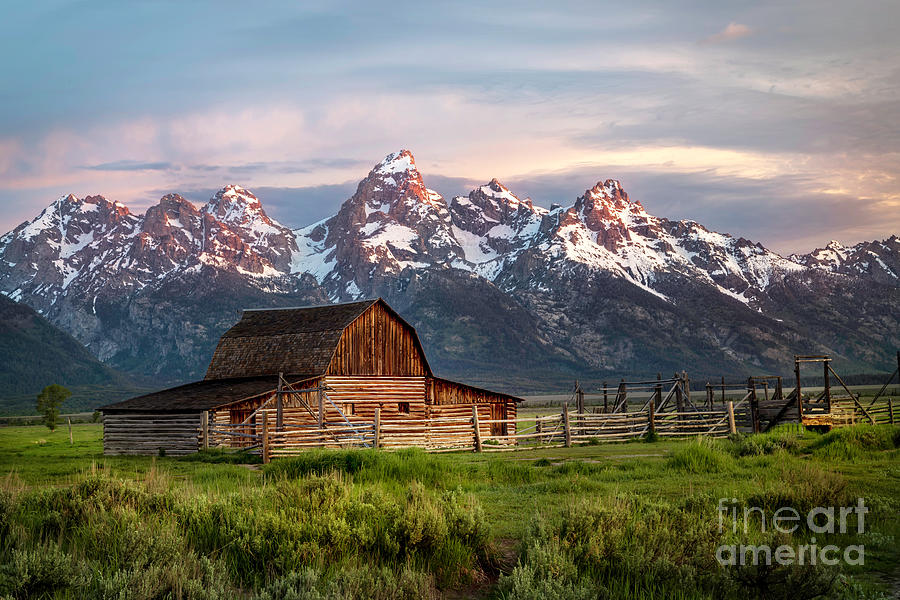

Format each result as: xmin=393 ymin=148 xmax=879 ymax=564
xmin=100 ymin=298 xmax=522 ymax=455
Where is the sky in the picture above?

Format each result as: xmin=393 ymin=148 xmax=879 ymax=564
xmin=1 ymin=0 xmax=898 ymax=254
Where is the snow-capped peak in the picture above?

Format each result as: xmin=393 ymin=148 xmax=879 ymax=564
xmin=580 ymin=179 xmax=640 ymax=210
xmin=373 ymin=149 xmax=418 ymax=181
xmin=203 ymin=185 xmax=265 ymax=223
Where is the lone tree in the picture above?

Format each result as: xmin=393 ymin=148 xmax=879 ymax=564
xmin=36 ymin=384 xmax=71 ymax=431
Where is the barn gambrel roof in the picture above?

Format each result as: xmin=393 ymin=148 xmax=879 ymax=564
xmin=204 ymin=298 xmax=431 ymax=380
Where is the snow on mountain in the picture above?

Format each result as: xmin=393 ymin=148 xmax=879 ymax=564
xmin=444 ymin=175 xmax=805 ymax=305
xmin=3 ymin=149 xmax=890 ymax=314
xmin=449 ymin=178 xmax=547 ymax=279
xmin=792 ymin=236 xmax=900 ymax=284
xmin=290 ymin=150 xmax=465 ymax=298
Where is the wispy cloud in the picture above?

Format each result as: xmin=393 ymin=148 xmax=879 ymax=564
xmin=702 ymin=22 xmax=753 ymax=44
xmin=81 ymin=160 xmax=174 ymax=172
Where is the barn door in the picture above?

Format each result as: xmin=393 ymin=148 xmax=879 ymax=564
xmin=490 ymin=403 xmax=505 ymax=436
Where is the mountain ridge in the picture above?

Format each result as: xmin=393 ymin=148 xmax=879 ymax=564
xmin=1 ymin=150 xmax=897 ymax=391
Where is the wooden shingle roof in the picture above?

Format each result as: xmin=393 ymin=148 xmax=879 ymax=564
xmin=99 ymin=375 xmax=315 ymax=413
xmin=204 ymin=299 xmax=379 ymax=380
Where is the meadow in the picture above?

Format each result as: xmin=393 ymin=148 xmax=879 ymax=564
xmin=0 ymin=422 xmax=898 ymax=599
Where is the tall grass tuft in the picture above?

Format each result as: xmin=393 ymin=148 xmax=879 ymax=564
xmin=808 ymin=425 xmax=899 ymax=461
xmin=666 ymin=438 xmax=733 ymax=473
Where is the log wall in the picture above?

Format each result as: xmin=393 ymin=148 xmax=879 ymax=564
xmin=103 ymin=413 xmax=201 ymax=455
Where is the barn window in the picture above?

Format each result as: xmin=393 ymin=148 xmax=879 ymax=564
xmin=398 ymin=402 xmax=410 ymax=414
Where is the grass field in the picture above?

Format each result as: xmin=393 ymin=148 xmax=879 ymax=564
xmin=1 ymin=423 xmax=898 ymax=599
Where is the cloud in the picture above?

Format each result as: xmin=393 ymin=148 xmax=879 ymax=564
xmin=702 ymin=22 xmax=753 ymax=44
xmin=81 ymin=160 xmax=174 ymax=172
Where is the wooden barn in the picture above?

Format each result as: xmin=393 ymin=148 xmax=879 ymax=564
xmin=100 ymin=299 xmax=522 ymax=455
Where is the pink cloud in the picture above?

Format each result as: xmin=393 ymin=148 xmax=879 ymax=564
xmin=703 ymin=22 xmax=753 ymax=44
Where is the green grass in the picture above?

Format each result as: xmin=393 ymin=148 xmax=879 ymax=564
xmin=1 ymin=423 xmax=898 ymax=598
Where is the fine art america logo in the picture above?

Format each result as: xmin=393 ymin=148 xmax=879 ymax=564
xmin=715 ymin=498 xmax=868 ymax=566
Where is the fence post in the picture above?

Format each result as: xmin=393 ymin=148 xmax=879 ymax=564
xmin=200 ymin=411 xmax=209 ymax=450
xmin=706 ymin=383 xmax=713 ymax=409
xmin=824 ymin=359 xmax=831 ymax=411
xmin=648 ymin=394 xmax=656 ymax=435
xmin=726 ymin=401 xmax=736 ymax=435
xmin=472 ymin=405 xmax=482 ymax=452
xmin=683 ymin=371 xmax=690 ymax=406
xmin=563 ymin=402 xmax=572 ymax=447
xmin=748 ymin=378 xmax=760 ymax=434
xmin=67 ymin=417 xmax=73 ymax=446
xmin=317 ymin=385 xmax=324 ymax=429
xmin=373 ymin=408 xmax=381 ymax=449
xmin=603 ymin=382 xmax=608 ymax=413
xmin=262 ymin=411 xmax=270 ymax=464
xmin=889 ymin=399 xmax=894 ymax=425
xmin=721 ymin=376 xmax=726 ymax=405
xmin=276 ymin=372 xmax=284 ymax=430
xmin=576 ymin=382 xmax=585 ymax=414
xmin=675 ymin=374 xmax=684 ymax=413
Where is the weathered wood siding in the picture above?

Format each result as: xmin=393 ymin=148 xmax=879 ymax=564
xmin=429 ymin=378 xmax=514 ymax=406
xmin=327 ymin=303 xmax=428 ymax=377
xmin=103 ymin=413 xmax=200 ymax=455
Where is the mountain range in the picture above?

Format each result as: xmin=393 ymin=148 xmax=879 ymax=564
xmin=1 ymin=150 xmax=897 ymax=393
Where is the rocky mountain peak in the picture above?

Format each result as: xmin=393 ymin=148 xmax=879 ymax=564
xmin=474 ymin=178 xmax=535 ymax=210
xmin=571 ymin=179 xmax=648 ymax=234
xmin=373 ymin=149 xmax=419 ymax=182
xmin=203 ymin=185 xmax=266 ymax=225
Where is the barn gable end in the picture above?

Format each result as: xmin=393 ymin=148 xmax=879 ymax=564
xmin=326 ymin=300 xmax=430 ymax=377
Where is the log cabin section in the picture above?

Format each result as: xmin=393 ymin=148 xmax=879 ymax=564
xmin=100 ymin=298 xmax=522 ymax=455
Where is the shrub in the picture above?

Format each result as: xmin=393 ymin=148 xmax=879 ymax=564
xmin=254 ymin=564 xmax=437 ymax=600
xmin=0 ymin=545 xmax=88 ymax=598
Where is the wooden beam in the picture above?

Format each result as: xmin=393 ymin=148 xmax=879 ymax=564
xmin=726 ymin=401 xmax=736 ymax=435
xmin=472 ymin=405 xmax=482 ymax=452
xmin=563 ymin=402 xmax=572 ymax=447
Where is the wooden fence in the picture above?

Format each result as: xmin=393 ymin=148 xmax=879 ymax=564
xmin=199 ymin=398 xmax=897 ymax=461
xmin=204 ymin=404 xmax=740 ymax=461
